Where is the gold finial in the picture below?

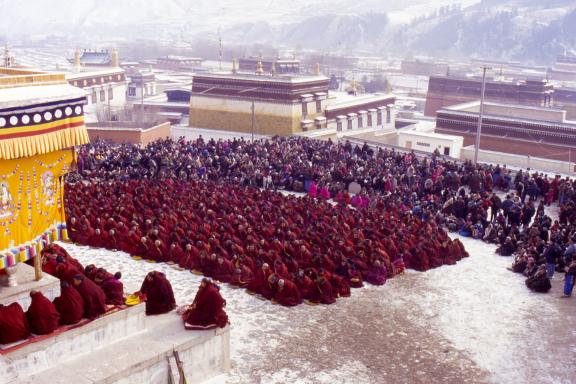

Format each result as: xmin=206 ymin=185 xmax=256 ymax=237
xmin=270 ymin=62 xmax=276 ymax=76
xmin=256 ymin=60 xmax=264 ymax=75
xmin=315 ymin=63 xmax=321 ymax=75
xmin=74 ymin=49 xmax=81 ymax=70
xmin=232 ymin=58 xmax=238 ymax=74
xmin=4 ymin=42 xmax=12 ymax=68
xmin=111 ymin=49 xmax=119 ymax=67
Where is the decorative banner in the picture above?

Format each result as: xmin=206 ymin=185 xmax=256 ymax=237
xmin=0 ymin=149 xmax=72 ymax=268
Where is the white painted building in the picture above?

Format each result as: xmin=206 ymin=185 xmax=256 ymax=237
xmin=67 ymin=68 xmax=128 ymax=122
xmin=398 ymin=130 xmax=463 ymax=158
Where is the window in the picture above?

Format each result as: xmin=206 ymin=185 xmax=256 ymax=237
xmin=377 ymin=112 xmax=382 ymax=125
xmin=358 ymin=117 xmax=363 ymax=128
xmin=91 ymin=91 xmax=97 ymax=104
xmin=108 ymin=88 xmax=114 ymax=100
xmin=444 ymin=147 xmax=450 ymax=156
xmin=386 ymin=108 xmax=391 ymax=124
xmin=316 ymin=100 xmax=322 ymax=113
xmin=347 ymin=119 xmax=352 ymax=130
xmin=337 ymin=121 xmax=342 ymax=132
xmin=302 ymin=102 xmax=308 ymax=116
xmin=128 ymin=87 xmax=136 ymax=96
xmin=368 ymin=114 xmax=372 ymax=127
xmin=100 ymin=89 xmax=105 ymax=102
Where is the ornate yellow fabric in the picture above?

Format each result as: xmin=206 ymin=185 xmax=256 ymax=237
xmin=0 ymin=116 xmax=89 ymax=160
xmin=0 ymin=149 xmax=72 ymax=268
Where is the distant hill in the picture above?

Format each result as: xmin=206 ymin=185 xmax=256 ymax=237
xmin=1 ymin=0 xmax=574 ymax=64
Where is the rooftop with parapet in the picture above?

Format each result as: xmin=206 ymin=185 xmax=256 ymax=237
xmin=439 ymin=100 xmax=576 ymax=126
xmin=192 ymin=71 xmax=328 ymax=85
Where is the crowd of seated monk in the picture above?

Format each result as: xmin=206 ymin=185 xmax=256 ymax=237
xmin=65 ymin=179 xmax=468 ymax=306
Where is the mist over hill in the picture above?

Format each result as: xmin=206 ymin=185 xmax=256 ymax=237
xmin=1 ymin=0 xmax=574 ymax=64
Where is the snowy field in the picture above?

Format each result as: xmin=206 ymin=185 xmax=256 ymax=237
xmin=57 ymin=228 xmax=575 ymax=384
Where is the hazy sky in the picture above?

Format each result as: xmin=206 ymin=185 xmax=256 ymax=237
xmin=0 ymin=0 xmax=481 ymax=37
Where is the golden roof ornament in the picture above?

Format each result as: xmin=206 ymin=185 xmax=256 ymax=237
xmin=256 ymin=60 xmax=264 ymax=75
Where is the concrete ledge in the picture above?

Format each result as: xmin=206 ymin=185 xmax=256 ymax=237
xmin=0 ymin=264 xmax=60 ymax=312
xmin=0 ymin=304 xmax=146 ymax=383
xmin=7 ymin=313 xmax=230 ymax=384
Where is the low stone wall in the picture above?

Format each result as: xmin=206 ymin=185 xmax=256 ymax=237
xmin=1 ymin=307 xmax=230 ymax=384
xmin=87 ymin=122 xmax=171 ymax=146
xmin=0 ymin=304 xmax=147 ymax=383
xmin=460 ymin=146 xmax=576 ymax=175
xmin=0 ymin=263 xmax=60 ymax=312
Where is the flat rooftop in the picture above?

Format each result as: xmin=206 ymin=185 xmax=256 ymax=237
xmin=327 ymin=92 xmax=395 ymax=110
xmin=192 ymin=71 xmax=328 ymax=85
xmin=440 ymin=100 xmax=575 ymax=125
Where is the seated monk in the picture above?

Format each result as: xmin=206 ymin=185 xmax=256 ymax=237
xmin=55 ymin=256 xmax=83 ymax=283
xmin=0 ymin=302 xmax=29 ymax=344
xmin=365 ymin=260 xmax=387 ymax=286
xmin=53 ymin=281 xmax=85 ymax=325
xmin=329 ymin=273 xmax=351 ymax=298
xmin=261 ymin=273 xmax=279 ymax=300
xmin=308 ymin=276 xmax=336 ymax=305
xmin=72 ymin=274 xmax=107 ymax=319
xmin=246 ymin=263 xmax=271 ymax=294
xmin=84 ymin=264 xmax=98 ymax=281
xmin=273 ymin=279 xmax=301 ymax=307
xmin=230 ymin=265 xmax=253 ymax=288
xmin=294 ymin=269 xmax=314 ymax=300
xmin=94 ymin=268 xmax=125 ymax=306
xmin=392 ymin=256 xmax=406 ymax=275
xmin=26 ymin=291 xmax=60 ymax=335
xmin=182 ymin=278 xmax=228 ymax=330
xmin=212 ymin=256 xmax=234 ymax=283
xmin=139 ymin=271 xmax=176 ymax=315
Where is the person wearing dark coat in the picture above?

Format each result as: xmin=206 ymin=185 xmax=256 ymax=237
xmin=525 ymin=265 xmax=551 ymax=293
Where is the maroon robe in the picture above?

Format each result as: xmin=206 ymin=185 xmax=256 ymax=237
xmin=309 ymin=277 xmax=337 ymax=304
xmin=99 ymin=275 xmax=125 ymax=306
xmin=183 ymin=282 xmax=228 ymax=330
xmin=0 ymin=303 xmax=29 ymax=344
xmin=365 ymin=265 xmax=387 ymax=286
xmin=74 ymin=277 xmax=107 ymax=319
xmin=140 ymin=271 xmax=176 ymax=315
xmin=274 ymin=279 xmax=302 ymax=307
xmin=26 ymin=291 xmax=60 ymax=335
xmin=53 ymin=284 xmax=85 ymax=325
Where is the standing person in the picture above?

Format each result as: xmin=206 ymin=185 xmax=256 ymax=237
xmin=562 ymin=260 xmax=576 ymax=298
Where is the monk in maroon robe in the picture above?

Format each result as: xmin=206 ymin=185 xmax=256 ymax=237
xmin=182 ymin=278 xmax=228 ymax=330
xmin=273 ymin=279 xmax=302 ymax=307
xmin=246 ymin=263 xmax=271 ymax=294
xmin=139 ymin=271 xmax=176 ymax=315
xmin=73 ymin=274 xmax=107 ymax=319
xmin=309 ymin=276 xmax=336 ymax=304
xmin=365 ymin=260 xmax=387 ymax=286
xmin=0 ymin=303 xmax=29 ymax=344
xmin=26 ymin=291 xmax=60 ymax=335
xmin=53 ymin=281 xmax=85 ymax=325
xmin=95 ymin=269 xmax=125 ymax=306
xmin=294 ymin=270 xmax=314 ymax=300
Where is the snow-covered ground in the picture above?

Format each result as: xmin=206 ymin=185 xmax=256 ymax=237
xmin=57 ymin=228 xmax=575 ymax=384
